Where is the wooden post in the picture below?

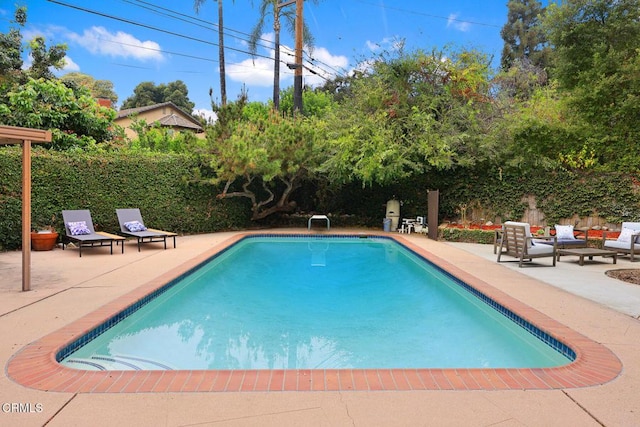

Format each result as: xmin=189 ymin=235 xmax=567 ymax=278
xmin=0 ymin=126 xmax=51 ymax=291
xmin=22 ymin=140 xmax=32 ymax=291
xmin=428 ymin=189 xmax=439 ymax=240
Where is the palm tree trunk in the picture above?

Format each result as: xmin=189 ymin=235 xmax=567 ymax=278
xmin=218 ymin=0 xmax=227 ymax=106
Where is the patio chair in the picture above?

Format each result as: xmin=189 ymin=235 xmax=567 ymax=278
xmin=116 ymin=208 xmax=177 ymax=251
xmin=602 ymin=222 xmax=640 ymax=261
xmin=61 ymin=210 xmax=125 ymax=257
xmin=413 ymin=216 xmax=428 ymax=235
xmin=497 ymin=221 xmax=557 ymax=267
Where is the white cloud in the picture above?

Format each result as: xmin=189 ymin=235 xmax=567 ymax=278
xmin=22 ymin=25 xmax=66 ymax=41
xmin=226 ymin=33 xmax=348 ymax=90
xmin=68 ymin=26 xmax=165 ymax=62
xmin=227 ymin=40 xmax=295 ymax=87
xmin=61 ymin=56 xmax=80 ymax=72
xmin=193 ymin=108 xmax=217 ymax=124
xmin=353 ymin=58 xmax=375 ymax=75
xmin=227 ymin=57 xmax=276 ymax=87
xmin=365 ymin=37 xmax=404 ymax=53
xmin=366 ymin=40 xmax=379 ymax=52
xmin=303 ymin=47 xmax=349 ymax=87
xmin=447 ymin=14 xmax=471 ymax=32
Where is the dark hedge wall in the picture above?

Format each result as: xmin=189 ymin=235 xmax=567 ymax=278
xmin=1 ymin=147 xmax=638 ymax=250
xmin=312 ymin=169 xmax=640 ymax=228
xmin=0 ymin=147 xmax=251 ymax=250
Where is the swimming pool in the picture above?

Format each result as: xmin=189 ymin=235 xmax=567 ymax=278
xmin=58 ymin=235 xmax=571 ymax=371
xmin=7 ymin=232 xmax=622 ymax=392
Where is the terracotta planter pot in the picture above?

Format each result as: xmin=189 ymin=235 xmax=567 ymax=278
xmin=30 ymin=232 xmax=59 ymax=251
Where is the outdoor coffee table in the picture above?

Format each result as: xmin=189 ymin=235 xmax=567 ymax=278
xmin=557 ymin=247 xmax=617 ymax=266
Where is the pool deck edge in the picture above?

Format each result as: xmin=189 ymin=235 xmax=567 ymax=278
xmin=6 ymin=230 xmax=623 ymax=393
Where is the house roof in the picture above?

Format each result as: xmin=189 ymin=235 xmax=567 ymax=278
xmin=157 ymin=114 xmax=203 ymax=131
xmin=116 ymin=102 xmax=203 ymax=132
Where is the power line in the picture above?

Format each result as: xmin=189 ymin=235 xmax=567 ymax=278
xmin=98 ymin=36 xmax=297 ymax=77
xmin=127 ymin=0 xmax=342 ymax=78
xmin=46 ymin=0 xmax=274 ymax=61
xmin=46 ymin=0 xmax=343 ymax=79
xmin=125 ymin=0 xmax=283 ymax=57
xmin=350 ymin=0 xmax=502 ymax=29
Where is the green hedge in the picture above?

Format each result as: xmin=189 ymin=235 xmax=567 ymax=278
xmin=438 ymin=228 xmax=496 ymax=244
xmin=0 ymin=147 xmax=251 ymax=250
xmin=314 ymin=169 xmax=640 ymax=228
xmin=2 ymin=147 xmax=639 ymax=251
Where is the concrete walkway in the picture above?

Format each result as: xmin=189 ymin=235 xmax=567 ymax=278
xmin=449 ymin=241 xmax=640 ymax=318
xmin=1 ymin=230 xmax=639 ymax=426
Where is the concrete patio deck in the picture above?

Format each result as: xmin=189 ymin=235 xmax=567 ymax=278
xmin=1 ymin=230 xmax=639 ymax=426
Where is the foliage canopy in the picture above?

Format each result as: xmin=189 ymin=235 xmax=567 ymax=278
xmin=120 ymin=80 xmax=196 ymax=114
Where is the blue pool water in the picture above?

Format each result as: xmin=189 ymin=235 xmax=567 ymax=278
xmin=60 ymin=236 xmax=572 ymax=370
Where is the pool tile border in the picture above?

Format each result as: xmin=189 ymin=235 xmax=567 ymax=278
xmin=7 ymin=231 xmax=622 ymax=392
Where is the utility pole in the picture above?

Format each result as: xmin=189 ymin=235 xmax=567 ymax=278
xmin=278 ymin=0 xmax=303 ymax=114
xmin=293 ymin=0 xmax=303 ymax=114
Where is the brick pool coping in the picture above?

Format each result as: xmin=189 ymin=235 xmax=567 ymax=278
xmin=7 ymin=231 xmax=622 ymax=392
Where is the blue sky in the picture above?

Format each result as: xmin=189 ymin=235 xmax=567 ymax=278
xmin=1 ymin=1 xmax=513 ymax=120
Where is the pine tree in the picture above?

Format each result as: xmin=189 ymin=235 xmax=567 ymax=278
xmin=500 ymin=0 xmax=550 ymax=71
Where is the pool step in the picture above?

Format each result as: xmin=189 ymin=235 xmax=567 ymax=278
xmin=63 ymin=354 xmax=174 ymax=371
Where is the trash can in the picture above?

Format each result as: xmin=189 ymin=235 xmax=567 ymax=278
xmin=383 ymin=218 xmax=392 ymax=232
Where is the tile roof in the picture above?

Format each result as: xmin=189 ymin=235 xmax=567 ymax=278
xmin=116 ymin=102 xmax=203 ymax=132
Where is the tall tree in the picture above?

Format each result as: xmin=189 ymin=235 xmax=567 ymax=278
xmin=199 ymin=93 xmax=326 ymax=220
xmin=60 ymin=72 xmax=118 ymax=105
xmin=194 ymin=0 xmax=230 ymax=106
xmin=321 ymin=48 xmax=495 ymax=186
xmin=120 ymin=80 xmax=195 ymax=114
xmin=248 ymin=0 xmax=317 ymax=110
xmin=0 ymin=6 xmax=26 ymax=84
xmin=500 ymin=0 xmax=551 ymax=71
xmin=0 ymin=6 xmax=66 ymax=86
xmin=0 ymin=6 xmax=112 ymax=150
xmin=0 ymin=77 xmax=116 ymax=150
xmin=542 ymin=0 xmax=640 ymax=170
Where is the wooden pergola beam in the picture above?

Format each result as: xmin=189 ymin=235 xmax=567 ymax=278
xmin=0 ymin=126 xmax=52 ymax=292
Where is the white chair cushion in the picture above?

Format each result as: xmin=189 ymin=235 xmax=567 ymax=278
xmin=621 ymin=222 xmax=640 ymax=243
xmin=504 ymin=221 xmax=533 ymax=247
xmin=555 ymin=224 xmax=575 ymax=240
xmin=617 ymin=228 xmax=636 ymax=243
xmin=527 ymin=244 xmax=555 ymax=255
xmin=604 ymin=240 xmax=640 ymax=250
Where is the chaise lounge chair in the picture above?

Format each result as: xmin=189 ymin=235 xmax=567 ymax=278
xmin=61 ymin=210 xmax=125 ymax=257
xmin=116 ymin=208 xmax=177 ymax=251
xmin=602 ymin=222 xmax=640 ymax=261
xmin=497 ymin=221 xmax=557 ymax=267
